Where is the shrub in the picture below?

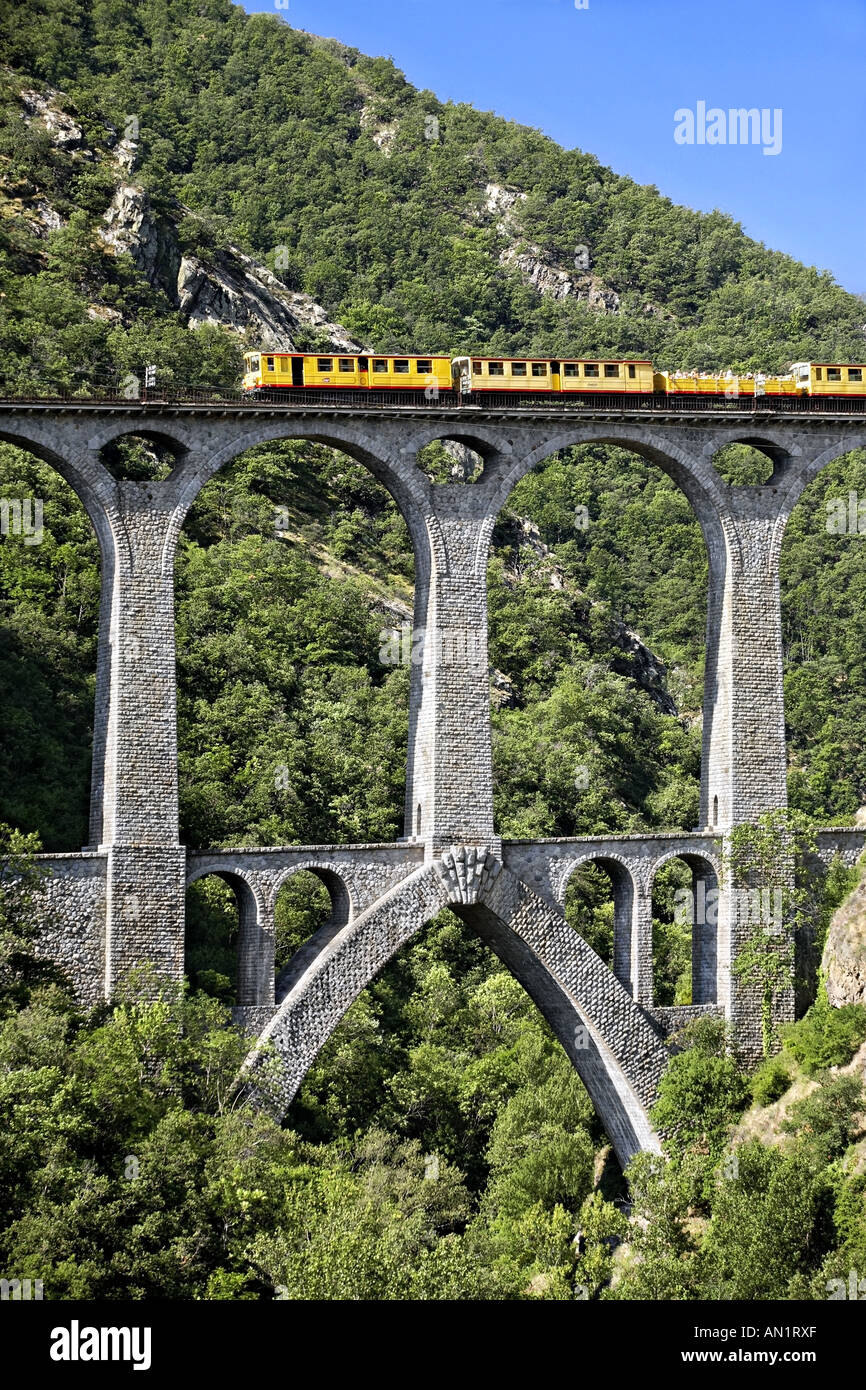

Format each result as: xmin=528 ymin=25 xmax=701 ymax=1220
xmin=751 ymin=1055 xmax=793 ymax=1107
xmin=781 ymin=997 xmax=866 ymax=1077
xmin=782 ymin=1074 xmax=864 ymax=1162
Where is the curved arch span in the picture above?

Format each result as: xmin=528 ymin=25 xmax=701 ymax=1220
xmin=241 ymin=862 xmax=666 ymax=1167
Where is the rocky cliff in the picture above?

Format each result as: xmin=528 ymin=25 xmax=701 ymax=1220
xmin=823 ymin=867 xmax=866 ymax=1007
xmin=13 ymin=77 xmax=362 ymax=355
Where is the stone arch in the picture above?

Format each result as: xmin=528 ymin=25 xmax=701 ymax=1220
xmin=774 ymin=433 xmax=866 ymax=530
xmin=0 ymin=428 xmax=115 ymax=556
xmin=649 ymin=850 xmax=721 ymax=1005
xmin=165 ymin=422 xmax=441 ymax=689
xmin=402 ymin=423 xmax=513 ymax=461
xmin=706 ymin=430 xmax=799 ymax=483
xmin=776 ymin=440 xmax=866 ymax=826
xmin=272 ymin=863 xmax=354 ymax=1003
xmin=408 ymin=425 xmax=512 ymax=485
xmin=99 ymin=429 xmax=187 ymax=479
xmin=483 ymin=425 xmax=729 ymax=604
xmin=84 ymin=419 xmax=198 ymax=462
xmin=169 ymin=421 xmax=430 ymax=533
xmin=173 ymin=431 xmax=422 ymax=849
xmin=484 ymin=427 xmax=718 ymax=833
xmin=489 ymin=425 xmax=727 ymax=539
xmin=272 ymin=862 xmax=354 ymax=921
xmin=184 ymin=866 xmax=270 ymax=1006
xmin=559 ymin=853 xmax=638 ymax=996
xmin=241 ymin=862 xmax=666 ymax=1168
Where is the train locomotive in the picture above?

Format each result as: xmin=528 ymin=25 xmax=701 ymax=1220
xmin=241 ymin=351 xmax=866 ymax=403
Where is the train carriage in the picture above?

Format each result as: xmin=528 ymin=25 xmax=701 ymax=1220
xmin=557 ymin=359 xmax=654 ymax=394
xmin=790 ymin=362 xmax=866 ymax=397
xmin=453 ymin=357 xmax=654 ymax=395
xmin=242 ymin=351 xmax=452 ymax=396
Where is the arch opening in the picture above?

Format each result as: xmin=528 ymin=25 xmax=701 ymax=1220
xmin=564 ymin=858 xmax=634 ymax=990
xmin=780 ymin=447 xmax=866 ymax=827
xmin=416 ymin=438 xmax=485 ymax=484
xmin=0 ymin=441 xmax=101 ymax=849
xmin=287 ymin=905 xmax=623 ymax=1209
xmin=712 ymin=441 xmax=776 ymax=485
xmin=274 ymin=867 xmax=350 ymax=1002
xmin=101 ymin=432 xmax=183 ymax=480
xmin=651 ymin=854 xmax=720 ymax=1006
xmin=184 ymin=872 xmax=242 ymax=1004
xmin=488 ymin=442 xmax=705 ymax=839
xmin=175 ymin=438 xmax=415 ymax=851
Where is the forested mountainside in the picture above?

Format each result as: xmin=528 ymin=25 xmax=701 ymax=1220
xmin=1 ymin=0 xmax=865 ymax=1301
xmin=2 ymin=0 xmax=866 ymax=380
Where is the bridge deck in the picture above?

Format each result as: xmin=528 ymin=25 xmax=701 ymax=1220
xmin=1 ymin=391 xmax=865 ymax=419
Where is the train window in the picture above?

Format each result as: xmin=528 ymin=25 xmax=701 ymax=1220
xmin=849 ymin=369 xmax=863 ymax=382
xmin=338 ymin=358 xmax=355 ymax=372
xmin=604 ymin=364 xmax=620 ymax=377
xmin=394 ymin=359 xmax=410 ymax=374
xmin=279 ymin=357 xmax=289 ymax=371
xmin=247 ymin=355 xmax=260 ymax=372
xmin=317 ymin=358 xmax=333 ymax=372
xmin=472 ymin=360 xmax=483 ymax=372
xmin=584 ymin=364 xmax=599 ymax=377
xmin=815 ymin=368 xmax=822 ymax=380
xmin=488 ymin=362 xmax=504 ymax=376
xmin=416 ymin=360 xmax=432 ymax=373
xmin=265 ymin=357 xmax=275 ymax=372
xmin=827 ymin=368 xmax=842 ymax=381
xmin=511 ymin=362 xmax=527 ymax=375
xmin=372 ymin=359 xmax=388 ymax=373
xmin=628 ymin=365 xmax=636 ymax=379
xmin=563 ymin=364 xmax=578 ymax=377
xmin=531 ymin=363 xmax=547 ymax=377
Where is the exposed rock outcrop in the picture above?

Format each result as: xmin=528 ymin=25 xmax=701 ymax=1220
xmin=177 ymin=247 xmax=363 ymax=350
xmin=100 ymin=183 xmax=177 ymax=287
xmin=19 ymin=86 xmax=84 ymax=149
xmin=479 ymin=183 xmax=619 ymax=312
xmin=359 ymin=101 xmax=397 ymax=154
xmin=500 ymin=244 xmax=620 ymax=312
xmin=483 ymin=182 xmax=527 ymax=232
xmin=13 ymin=78 xmax=362 ymax=353
xmin=822 ymin=868 xmax=866 ymax=1007
xmin=500 ymin=244 xmax=575 ymax=302
xmin=98 ymin=182 xmax=361 ymax=351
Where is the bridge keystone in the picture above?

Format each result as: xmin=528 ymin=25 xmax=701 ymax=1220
xmin=435 ymin=845 xmax=502 ymax=904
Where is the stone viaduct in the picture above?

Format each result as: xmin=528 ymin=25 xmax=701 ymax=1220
xmin=2 ymin=396 xmax=865 ymax=1166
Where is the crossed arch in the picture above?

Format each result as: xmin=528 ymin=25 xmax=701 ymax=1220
xmin=243 ymin=861 xmax=667 ymax=1168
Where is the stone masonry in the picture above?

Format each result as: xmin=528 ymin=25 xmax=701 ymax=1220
xmin=3 ymin=398 xmax=865 ymax=1167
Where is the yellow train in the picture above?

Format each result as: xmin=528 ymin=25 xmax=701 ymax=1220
xmin=241 ymin=351 xmax=866 ymax=401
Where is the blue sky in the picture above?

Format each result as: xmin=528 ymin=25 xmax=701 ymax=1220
xmin=240 ymin=0 xmax=864 ymax=294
